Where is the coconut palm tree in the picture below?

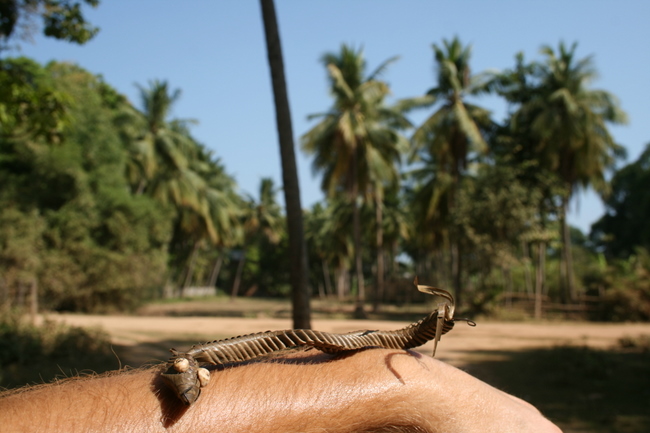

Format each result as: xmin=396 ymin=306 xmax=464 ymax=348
xmin=127 ymin=81 xmax=244 ymax=293
xmin=231 ymin=178 xmax=284 ymax=299
xmin=167 ymin=141 xmax=243 ymax=294
xmin=301 ymin=44 xmax=409 ymax=315
xmin=127 ymin=81 xmax=215 ymax=235
xmin=514 ymin=41 xmax=627 ymax=301
xmin=408 ymin=37 xmax=492 ymax=308
xmin=321 ymin=198 xmax=355 ymax=300
xmin=131 ymin=80 xmax=196 ymax=191
xmin=305 ymin=200 xmax=354 ymax=300
xmin=366 ymin=184 xmax=410 ymax=309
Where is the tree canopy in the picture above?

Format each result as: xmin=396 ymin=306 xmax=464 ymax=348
xmin=0 ymin=0 xmax=100 ymax=50
xmin=1 ymin=35 xmax=646 ymax=321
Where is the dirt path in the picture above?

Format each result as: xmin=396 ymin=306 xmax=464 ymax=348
xmin=43 ymin=313 xmax=650 ymax=367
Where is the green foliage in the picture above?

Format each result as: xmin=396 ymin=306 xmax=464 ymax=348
xmin=301 ymin=44 xmax=408 ymax=200
xmin=585 ymin=249 xmax=650 ymax=321
xmin=0 ymin=310 xmax=115 ymax=389
xmin=228 ymin=178 xmax=288 ymax=297
xmin=129 ymin=80 xmax=243 ymax=296
xmin=0 ymin=59 xmax=171 ymax=312
xmin=0 ymin=0 xmax=100 ymax=50
xmin=0 ymin=33 xmax=647 ymax=322
xmin=591 ymin=143 xmax=650 ymax=258
xmin=0 ymin=57 xmax=68 ymax=143
xmin=42 ymin=0 xmax=100 ymax=44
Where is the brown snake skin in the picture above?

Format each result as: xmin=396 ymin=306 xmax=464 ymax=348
xmin=161 ymin=278 xmax=475 ymax=405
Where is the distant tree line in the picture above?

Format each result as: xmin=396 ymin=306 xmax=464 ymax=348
xmin=1 ymin=3 xmax=648 ymax=320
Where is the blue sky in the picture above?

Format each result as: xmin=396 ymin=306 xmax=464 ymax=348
xmin=14 ymin=1 xmax=650 ymax=234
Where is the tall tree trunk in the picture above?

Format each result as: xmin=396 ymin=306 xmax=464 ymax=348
xmin=451 ymin=241 xmax=463 ymax=310
xmin=391 ymin=242 xmax=399 ymax=276
xmin=352 ymin=192 xmax=366 ymax=318
xmin=335 ymin=265 xmax=347 ymax=300
xmin=231 ymin=249 xmax=246 ymax=300
xmin=373 ymin=197 xmax=384 ymax=313
xmin=260 ymin=0 xmax=311 ymax=328
xmin=559 ymin=197 xmax=576 ymax=302
xmin=182 ymin=241 xmax=201 ymax=291
xmin=502 ymin=267 xmax=513 ymax=308
xmin=350 ymin=149 xmax=366 ymax=317
xmin=207 ymin=254 xmax=224 ymax=294
xmin=534 ymin=241 xmax=546 ymax=320
xmin=321 ymin=259 xmax=332 ymax=297
xmin=522 ymin=240 xmax=533 ymax=296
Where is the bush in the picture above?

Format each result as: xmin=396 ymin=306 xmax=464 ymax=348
xmin=0 ymin=310 xmax=117 ymax=389
xmin=587 ymin=249 xmax=650 ymax=322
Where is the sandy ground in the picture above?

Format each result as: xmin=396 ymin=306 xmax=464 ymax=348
xmin=41 ymin=313 xmax=650 ymax=368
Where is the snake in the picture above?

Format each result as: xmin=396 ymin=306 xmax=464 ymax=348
xmin=160 ymin=277 xmax=475 ymax=405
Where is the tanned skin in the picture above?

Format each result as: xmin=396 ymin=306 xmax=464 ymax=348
xmin=0 ymin=349 xmax=562 ymax=433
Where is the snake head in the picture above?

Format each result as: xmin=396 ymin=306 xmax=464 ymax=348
xmin=161 ymin=354 xmax=202 ymax=405
xmin=413 ymin=276 xmax=455 ymax=320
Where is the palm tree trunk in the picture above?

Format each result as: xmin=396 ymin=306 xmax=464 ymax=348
xmin=534 ymin=241 xmax=546 ymax=320
xmin=352 ymin=194 xmax=366 ymax=317
xmin=349 ymin=148 xmax=366 ymax=317
xmin=522 ymin=240 xmax=533 ymax=295
xmin=502 ymin=267 xmax=512 ymax=309
xmin=182 ymin=241 xmax=200 ymax=292
xmin=373 ymin=197 xmax=384 ymax=313
xmin=321 ymin=259 xmax=333 ymax=297
xmin=559 ymin=197 xmax=576 ymax=303
xmin=260 ymin=0 xmax=311 ymax=329
xmin=391 ymin=242 xmax=399 ymax=276
xmin=451 ymin=241 xmax=463 ymax=310
xmin=335 ymin=265 xmax=346 ymax=300
xmin=231 ymin=250 xmax=246 ymax=300
xmin=207 ymin=254 xmax=224 ymax=293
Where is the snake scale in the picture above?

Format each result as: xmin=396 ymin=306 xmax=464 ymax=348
xmin=161 ymin=278 xmax=475 ymax=405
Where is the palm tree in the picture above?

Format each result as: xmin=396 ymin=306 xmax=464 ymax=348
xmin=231 ymin=178 xmax=283 ymax=299
xmin=366 ymin=185 xmax=410 ymax=309
xmin=320 ymin=198 xmax=355 ymax=300
xmin=485 ymin=52 xmax=567 ymax=316
xmin=516 ymin=41 xmax=627 ymax=301
xmin=127 ymin=80 xmax=220 ymax=243
xmin=304 ymin=200 xmax=353 ymax=300
xmin=132 ymin=80 xmax=196 ymax=192
xmin=260 ymin=0 xmax=311 ymax=328
xmin=301 ymin=44 xmax=409 ymax=315
xmin=192 ymin=147 xmax=244 ymax=291
xmin=167 ymin=142 xmax=243 ymax=295
xmin=127 ymin=81 xmax=245 ymax=294
xmin=304 ymin=203 xmax=332 ymax=297
xmin=408 ymin=37 xmax=492 ymax=308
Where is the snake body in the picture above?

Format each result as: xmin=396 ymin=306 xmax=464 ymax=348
xmin=161 ymin=278 xmax=474 ymax=405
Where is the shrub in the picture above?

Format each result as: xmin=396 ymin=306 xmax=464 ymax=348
xmin=0 ymin=310 xmax=116 ymax=389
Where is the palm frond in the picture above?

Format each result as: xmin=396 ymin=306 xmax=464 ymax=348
xmin=367 ymin=55 xmax=400 ymax=81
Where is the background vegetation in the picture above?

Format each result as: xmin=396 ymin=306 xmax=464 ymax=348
xmin=1 ymin=2 xmax=649 ymax=321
